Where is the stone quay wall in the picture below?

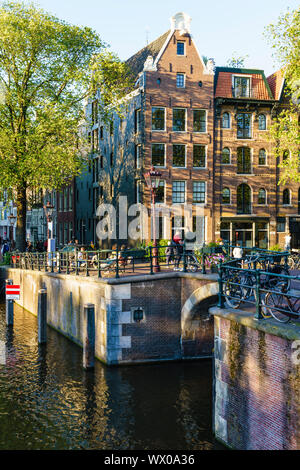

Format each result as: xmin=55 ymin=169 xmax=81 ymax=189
xmin=210 ymin=306 xmax=300 ymax=450
xmin=0 ymin=267 xmax=218 ymax=365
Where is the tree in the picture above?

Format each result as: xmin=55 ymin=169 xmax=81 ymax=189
xmin=265 ymin=7 xmax=300 ymax=184
xmin=0 ymin=1 xmax=132 ymax=250
xmin=226 ymin=53 xmax=249 ymax=68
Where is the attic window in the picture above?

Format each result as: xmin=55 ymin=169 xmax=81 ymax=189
xmin=177 ymin=41 xmax=185 ymax=56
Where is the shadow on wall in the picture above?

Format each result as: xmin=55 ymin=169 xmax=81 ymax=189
xmin=182 ymin=295 xmax=218 ymax=359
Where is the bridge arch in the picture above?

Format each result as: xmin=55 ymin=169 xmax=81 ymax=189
xmin=181 ymin=282 xmax=218 ymax=358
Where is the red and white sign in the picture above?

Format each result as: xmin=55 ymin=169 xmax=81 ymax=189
xmin=6 ymin=285 xmax=20 ymax=300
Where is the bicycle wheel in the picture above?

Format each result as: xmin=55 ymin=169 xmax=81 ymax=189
xmin=288 ymin=256 xmax=295 ymax=270
xmin=240 ymin=273 xmax=256 ymax=300
xmin=224 ymin=278 xmax=242 ymax=309
xmin=187 ymin=263 xmax=199 ymax=273
xmin=264 ymin=292 xmax=291 ymax=323
xmin=278 ymin=267 xmax=291 ymax=291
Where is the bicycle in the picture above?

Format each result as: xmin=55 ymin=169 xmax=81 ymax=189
xmin=222 ymin=253 xmax=291 ymax=310
xmin=288 ymin=251 xmax=300 ymax=270
xmin=264 ymin=284 xmax=300 ymax=323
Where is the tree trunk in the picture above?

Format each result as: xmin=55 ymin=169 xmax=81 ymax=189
xmin=16 ymin=184 xmax=27 ymax=252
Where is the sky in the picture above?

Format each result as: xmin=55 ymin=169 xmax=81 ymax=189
xmin=23 ymin=0 xmax=299 ymax=76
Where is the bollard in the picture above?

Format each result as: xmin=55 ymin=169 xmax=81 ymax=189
xmin=83 ymin=303 xmax=95 ymax=370
xmin=38 ymin=288 xmax=47 ymax=344
xmin=5 ymin=279 xmax=14 ymax=326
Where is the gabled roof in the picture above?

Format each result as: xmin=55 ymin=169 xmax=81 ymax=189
xmin=267 ymin=70 xmax=285 ymax=100
xmin=126 ymin=30 xmax=170 ymax=79
xmin=214 ymin=67 xmax=274 ymax=100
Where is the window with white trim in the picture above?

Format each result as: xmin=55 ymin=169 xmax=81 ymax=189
xmin=152 ymin=107 xmax=165 ymax=131
xmin=172 ymin=181 xmax=185 ymax=203
xmin=151 ymin=144 xmax=165 ymax=167
xmin=173 ymin=144 xmax=186 ymax=167
xmin=193 ymin=182 xmax=206 ymax=204
xmin=173 ymin=108 xmax=186 ymax=132
xmin=193 ymin=145 xmax=206 ymax=168
xmin=193 ymin=110 xmax=206 ymax=133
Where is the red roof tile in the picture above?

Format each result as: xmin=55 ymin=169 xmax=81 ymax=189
xmin=267 ymin=70 xmax=284 ymax=100
xmin=215 ymin=71 xmax=272 ymax=100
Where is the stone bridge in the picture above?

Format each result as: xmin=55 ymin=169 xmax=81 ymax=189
xmin=0 ymin=267 xmax=218 ymax=365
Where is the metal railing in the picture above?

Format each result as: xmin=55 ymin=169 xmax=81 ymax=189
xmin=217 ymin=253 xmax=300 ymax=322
xmin=10 ymin=245 xmax=215 ymax=279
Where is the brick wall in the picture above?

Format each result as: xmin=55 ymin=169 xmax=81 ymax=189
xmin=213 ymin=310 xmax=300 ymax=450
xmin=143 ymin=30 xmax=215 ymax=241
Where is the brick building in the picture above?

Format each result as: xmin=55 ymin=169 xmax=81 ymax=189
xmin=82 ymin=11 xmax=299 ymax=250
xmin=56 ymin=182 xmax=76 ymax=247
xmin=214 ymin=67 xmax=299 ymax=249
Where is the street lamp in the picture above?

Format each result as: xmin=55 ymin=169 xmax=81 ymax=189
xmin=8 ymin=213 xmax=16 ymax=243
xmin=43 ymin=201 xmax=55 ymax=256
xmin=43 ymin=201 xmax=54 ymax=240
xmin=144 ymin=166 xmax=162 ymax=273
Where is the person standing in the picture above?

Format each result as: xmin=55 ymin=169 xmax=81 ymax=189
xmin=233 ymin=243 xmax=243 ymax=260
xmin=165 ymin=241 xmax=175 ymax=267
xmin=284 ymin=232 xmax=292 ymax=252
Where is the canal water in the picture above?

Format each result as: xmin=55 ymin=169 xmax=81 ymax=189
xmin=0 ymin=302 xmax=221 ymax=450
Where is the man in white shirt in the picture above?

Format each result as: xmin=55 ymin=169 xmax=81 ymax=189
xmin=233 ymin=243 xmax=243 ymax=259
xmin=284 ymin=232 xmax=292 ymax=251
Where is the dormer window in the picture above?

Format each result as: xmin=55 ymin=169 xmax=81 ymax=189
xmin=177 ymin=41 xmax=185 ymax=56
xmin=233 ymin=76 xmax=251 ymax=98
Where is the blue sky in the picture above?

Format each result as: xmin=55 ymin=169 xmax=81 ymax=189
xmin=24 ymin=0 xmax=298 ymax=76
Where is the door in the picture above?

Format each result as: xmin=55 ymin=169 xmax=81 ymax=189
xmin=233 ymin=222 xmax=253 ymax=248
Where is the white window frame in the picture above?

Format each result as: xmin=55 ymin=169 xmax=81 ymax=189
xmin=282 ymin=188 xmax=292 ymax=206
xmin=193 ymin=109 xmax=207 ymax=134
xmin=155 ymin=180 xmax=166 ymax=205
xmin=193 ymin=144 xmax=207 ymax=169
xmin=136 ymin=144 xmax=141 ymax=169
xmin=232 ymin=74 xmax=252 ymax=98
xmin=172 ymin=108 xmax=187 ymax=133
xmin=193 ymin=181 xmax=206 ymax=205
xmin=172 ymin=181 xmax=186 ymax=204
xmin=236 ymin=147 xmax=253 ymax=175
xmin=258 ymin=113 xmax=267 ymax=131
xmin=258 ymin=148 xmax=268 ymax=166
xmin=257 ymin=188 xmax=268 ymax=206
xmin=151 ymin=107 xmax=166 ymax=132
xmin=236 ymin=112 xmax=253 ymax=140
xmin=151 ymin=143 xmax=166 ymax=168
xmin=221 ymin=112 xmax=231 ymax=129
xmin=222 ymin=187 xmax=231 ymax=205
xmin=172 ymin=144 xmax=186 ymax=168
xmin=221 ymin=147 xmax=231 ymax=165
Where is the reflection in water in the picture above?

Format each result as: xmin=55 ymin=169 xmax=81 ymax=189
xmin=0 ymin=303 xmax=222 ymax=450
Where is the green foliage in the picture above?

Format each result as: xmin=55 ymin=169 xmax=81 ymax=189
xmin=265 ymin=7 xmax=300 ymax=184
xmin=265 ymin=7 xmax=300 ymax=89
xmin=207 ymin=242 xmax=219 ymax=248
xmin=268 ymin=110 xmax=300 ymax=184
xmin=269 ymin=244 xmax=283 ymax=252
xmin=146 ymin=239 xmax=169 ymax=260
xmin=0 ymin=2 xmax=133 ymax=248
xmin=0 ymin=252 xmax=12 ymax=265
xmin=91 ymin=51 xmax=134 ymax=123
xmin=226 ymin=53 xmax=249 ymax=68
